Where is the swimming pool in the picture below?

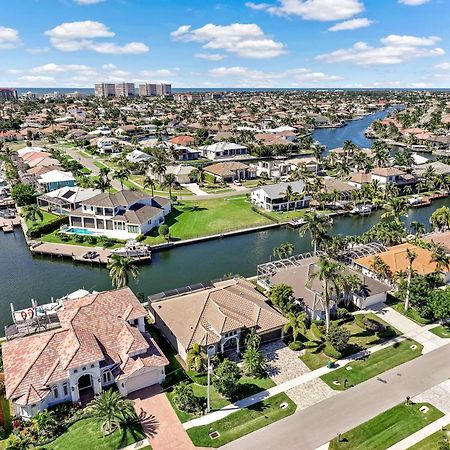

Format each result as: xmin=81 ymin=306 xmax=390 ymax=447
xmin=65 ymin=227 xmax=98 ymax=236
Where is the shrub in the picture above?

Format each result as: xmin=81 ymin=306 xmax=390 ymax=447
xmin=336 ymin=308 xmax=350 ymax=320
xmin=377 ymin=327 xmax=396 ymax=340
xmin=172 ymin=382 xmax=202 ymax=413
xmin=242 ymin=347 xmax=268 ymax=376
xmin=56 ymin=232 xmax=70 ymax=242
xmin=27 ymin=215 xmax=69 ymax=238
xmin=86 ymin=235 xmax=98 ymax=245
xmin=288 ymin=341 xmax=304 ymax=351
xmin=74 ymin=234 xmax=85 ymax=243
xmin=361 ymin=318 xmax=385 ymax=333
xmin=324 ymin=344 xmax=343 ymax=359
xmin=213 ymin=359 xmax=241 ymax=398
xmin=327 ymin=323 xmax=351 ymax=353
xmin=311 ymin=322 xmax=325 ymax=339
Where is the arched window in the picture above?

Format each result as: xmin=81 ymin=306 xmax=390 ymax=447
xmin=62 ymin=383 xmax=69 ymax=397
xmin=53 ymin=385 xmax=59 ymax=399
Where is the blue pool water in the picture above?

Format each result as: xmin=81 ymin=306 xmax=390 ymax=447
xmin=66 ymin=227 xmax=97 ymax=235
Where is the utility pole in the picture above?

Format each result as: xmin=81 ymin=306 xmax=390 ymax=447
xmin=207 ymin=356 xmax=212 ymax=413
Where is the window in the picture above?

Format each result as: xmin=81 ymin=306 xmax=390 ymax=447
xmin=62 ymin=383 xmax=69 ymax=397
xmin=102 ymin=370 xmax=112 ymax=385
xmin=53 ymin=386 xmax=59 ymax=399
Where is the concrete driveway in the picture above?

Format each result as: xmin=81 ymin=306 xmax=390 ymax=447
xmin=129 ymin=385 xmax=204 ymax=450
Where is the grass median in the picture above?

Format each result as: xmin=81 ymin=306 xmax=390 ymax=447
xmin=329 ymin=402 xmax=444 ymax=450
xmin=321 ymin=339 xmax=423 ymax=391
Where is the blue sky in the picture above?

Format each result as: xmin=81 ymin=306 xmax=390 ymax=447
xmin=0 ymin=0 xmax=449 ymax=88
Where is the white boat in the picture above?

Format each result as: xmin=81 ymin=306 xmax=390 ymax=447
xmin=352 ymin=205 xmax=372 ymax=216
xmin=111 ymin=239 xmax=152 ymax=258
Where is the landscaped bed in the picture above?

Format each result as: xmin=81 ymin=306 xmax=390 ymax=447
xmin=329 ymin=402 xmax=444 ymax=450
xmin=408 ymin=423 xmax=450 ymax=450
xmin=299 ymin=313 xmax=399 ymax=371
xmin=39 ymin=417 xmax=146 ymax=450
xmin=186 ymin=393 xmax=296 ymax=448
xmin=321 ymin=339 xmax=423 ymax=390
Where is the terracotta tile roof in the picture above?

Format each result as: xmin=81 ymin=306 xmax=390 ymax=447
xmin=151 ymin=278 xmax=287 ymax=350
xmin=3 ymin=288 xmax=168 ymax=405
xmin=354 ymin=243 xmax=440 ymax=276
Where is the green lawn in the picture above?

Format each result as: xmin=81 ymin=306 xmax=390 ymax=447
xmin=299 ymin=314 xmax=399 ymax=371
xmin=430 ymin=324 xmax=450 ymax=338
xmin=142 ymin=196 xmax=272 ymax=245
xmin=321 ymin=339 xmax=423 ymax=391
xmin=329 ymin=402 xmax=444 ymax=450
xmin=25 ymin=209 xmax=59 ymax=229
xmin=38 ymin=418 xmax=146 ymax=450
xmin=408 ymin=424 xmax=450 ymax=450
xmin=386 ymin=298 xmax=432 ymax=326
xmin=41 ymin=230 xmax=123 ymax=248
xmin=186 ymin=393 xmax=296 ymax=448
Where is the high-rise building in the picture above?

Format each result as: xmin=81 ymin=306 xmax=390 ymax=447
xmin=0 ymin=88 xmax=18 ymax=101
xmin=94 ymin=83 xmax=116 ymax=98
xmin=114 ymin=82 xmax=135 ymax=97
xmin=139 ymin=83 xmax=172 ymax=97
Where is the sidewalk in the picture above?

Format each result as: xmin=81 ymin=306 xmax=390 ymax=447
xmin=183 ymin=335 xmax=407 ymax=430
xmin=368 ymin=303 xmax=445 ymax=353
xmin=386 ymin=414 xmax=450 ymax=450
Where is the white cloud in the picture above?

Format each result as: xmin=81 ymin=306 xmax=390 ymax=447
xmin=246 ymin=0 xmax=364 ymax=21
xmin=73 ymin=0 xmax=105 ymax=4
xmin=195 ymin=53 xmax=226 ymax=61
xmin=399 ymin=0 xmax=430 ymax=5
xmin=329 ymin=18 xmax=374 ymax=31
xmin=30 ymin=63 xmax=97 ymax=75
xmin=0 ymin=26 xmax=21 ymax=49
xmin=140 ymin=69 xmax=179 ymax=78
xmin=26 ymin=47 xmax=51 ymax=54
xmin=19 ymin=75 xmax=55 ymax=83
xmin=317 ymin=34 xmax=444 ymax=65
xmin=435 ymin=62 xmax=450 ymax=70
xmin=208 ymin=66 xmax=342 ymax=87
xmin=45 ymin=21 xmax=149 ymax=54
xmin=171 ymin=23 xmax=287 ymax=58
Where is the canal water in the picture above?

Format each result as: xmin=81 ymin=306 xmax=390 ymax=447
xmin=0 ymin=106 xmax=446 ymax=333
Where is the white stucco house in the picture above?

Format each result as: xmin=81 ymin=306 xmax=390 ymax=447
xmin=199 ymin=142 xmax=248 ymax=160
xmin=251 ymin=181 xmax=311 ymax=212
xmin=2 ymin=288 xmax=168 ymax=419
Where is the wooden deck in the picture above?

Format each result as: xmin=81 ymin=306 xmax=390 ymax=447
xmin=0 ymin=217 xmax=21 ymax=233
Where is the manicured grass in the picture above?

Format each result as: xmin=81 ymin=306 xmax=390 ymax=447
xmin=321 ymin=339 xmax=423 ymax=391
xmin=41 ymin=418 xmax=146 ymax=450
xmin=129 ymin=175 xmax=193 ymax=196
xmin=299 ymin=314 xmax=399 ymax=371
xmin=386 ymin=297 xmax=432 ymax=326
xmin=41 ymin=230 xmax=123 ymax=249
xmin=186 ymin=393 xmax=296 ymax=448
xmin=142 ymin=196 xmax=272 ymax=245
xmin=408 ymin=424 xmax=450 ymax=450
xmin=329 ymin=402 xmax=444 ymax=450
xmin=24 ymin=209 xmax=59 ymax=229
xmin=430 ymin=324 xmax=450 ymax=338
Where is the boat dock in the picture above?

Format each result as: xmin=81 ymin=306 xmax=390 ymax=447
xmin=0 ymin=217 xmax=21 ymax=233
xmin=29 ymin=242 xmax=151 ymax=265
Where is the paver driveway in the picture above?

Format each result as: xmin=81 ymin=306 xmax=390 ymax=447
xmin=129 ymin=385 xmax=205 ymax=450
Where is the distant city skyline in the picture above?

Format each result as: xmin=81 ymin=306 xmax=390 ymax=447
xmin=0 ymin=0 xmax=449 ymax=89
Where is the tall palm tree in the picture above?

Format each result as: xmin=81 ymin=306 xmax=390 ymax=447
xmin=283 ymin=310 xmax=307 ymax=342
xmin=308 ymin=257 xmax=343 ymax=333
xmin=87 ymin=389 xmax=136 ymax=434
xmin=162 ymin=173 xmax=177 ymax=198
xmin=298 ymin=212 xmax=332 ymax=253
xmin=143 ymin=175 xmax=156 ymax=196
xmin=430 ymin=243 xmax=450 ymax=276
xmin=370 ymin=255 xmax=391 ymax=281
xmin=22 ymin=204 xmax=43 ymax=223
xmin=151 ymin=158 xmax=167 ymax=181
xmin=273 ymin=242 xmax=294 ymax=259
xmin=107 ymin=255 xmax=139 ymax=288
xmin=430 ymin=206 xmax=450 ymax=232
xmin=404 ymin=248 xmax=417 ymax=312
xmin=94 ymin=176 xmax=112 ymax=193
xmin=382 ymin=196 xmax=407 ymax=224
xmin=410 ymin=220 xmax=425 ymax=237
xmin=113 ymin=167 xmax=131 ymax=190
xmin=338 ymin=274 xmax=362 ymax=307
xmin=186 ymin=342 xmax=206 ymax=373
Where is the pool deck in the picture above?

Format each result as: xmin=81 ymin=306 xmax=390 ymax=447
xmin=29 ymin=241 xmax=151 ymax=265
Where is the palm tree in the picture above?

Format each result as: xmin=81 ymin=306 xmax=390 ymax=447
xmin=190 ymin=167 xmax=205 ymax=185
xmin=150 ymin=158 xmax=167 ymax=181
xmin=308 ymin=257 xmax=343 ymax=333
xmin=94 ymin=176 xmax=112 ymax=193
xmin=410 ymin=220 xmax=425 ymax=237
xmin=382 ymin=196 xmax=407 ymax=223
xmin=107 ymin=255 xmax=139 ymax=288
xmin=338 ymin=274 xmax=362 ymax=307
xmin=298 ymin=212 xmax=332 ymax=253
xmin=22 ymin=204 xmax=43 ymax=223
xmin=430 ymin=243 xmax=450 ymax=276
xmin=370 ymin=255 xmax=391 ymax=281
xmin=273 ymin=242 xmax=294 ymax=260
xmin=113 ymin=167 xmax=131 ymax=190
xmin=186 ymin=343 xmax=206 ymax=373
xmin=162 ymin=173 xmax=177 ymax=198
xmin=404 ymin=248 xmax=417 ymax=312
xmin=242 ymin=347 xmax=268 ymax=376
xmin=431 ymin=206 xmax=450 ymax=232
xmin=283 ymin=310 xmax=307 ymax=342
xmin=87 ymin=389 xmax=136 ymax=434
xmin=143 ymin=176 xmax=156 ymax=196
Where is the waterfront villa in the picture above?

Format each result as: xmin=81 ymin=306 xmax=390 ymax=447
xmin=36 ymin=169 xmax=76 ymax=193
xmin=251 ymin=181 xmax=311 ymax=212
xmin=149 ymin=277 xmax=288 ymax=362
xmin=68 ymin=190 xmax=171 ymax=239
xmin=37 ymin=187 xmax=102 ymax=215
xmin=204 ymin=161 xmax=256 ymax=182
xmin=262 ymin=256 xmax=390 ymax=320
xmin=199 ymin=142 xmax=248 ymax=160
xmin=2 ymin=288 xmax=168 ymax=419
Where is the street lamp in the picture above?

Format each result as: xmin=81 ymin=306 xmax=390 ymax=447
xmin=207 ymin=356 xmax=214 ymax=413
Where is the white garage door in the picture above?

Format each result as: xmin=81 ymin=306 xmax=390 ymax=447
xmin=124 ymin=369 xmax=161 ymax=394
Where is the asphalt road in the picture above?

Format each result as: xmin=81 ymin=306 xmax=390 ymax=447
xmin=224 ymin=343 xmax=450 ymax=450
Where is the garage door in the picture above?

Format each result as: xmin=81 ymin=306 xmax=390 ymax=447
xmin=260 ymin=329 xmax=282 ymax=343
xmin=124 ymin=369 xmax=161 ymax=394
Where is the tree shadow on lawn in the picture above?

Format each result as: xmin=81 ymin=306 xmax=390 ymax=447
xmin=229 ymin=378 xmax=272 ymax=403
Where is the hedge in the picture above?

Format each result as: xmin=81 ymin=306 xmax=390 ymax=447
xmin=27 ymin=216 xmax=69 ymax=238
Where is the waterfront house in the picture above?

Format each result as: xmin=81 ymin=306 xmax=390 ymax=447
xmin=148 ymin=164 xmax=195 ymax=184
xmin=95 ymin=136 xmax=121 ymax=154
xmin=252 ymin=159 xmax=292 ymax=179
xmin=37 ymin=170 xmax=76 ymax=193
xmin=204 ymin=161 xmax=256 ymax=182
xmin=126 ymin=149 xmax=151 ymax=164
xmin=265 ymin=256 xmax=390 ymax=319
xmin=251 ymin=181 xmax=311 ymax=212
xmin=68 ymin=190 xmax=171 ymax=239
xmin=199 ymin=142 xmax=248 ymax=160
xmin=37 ymin=187 xmax=102 ymax=215
xmin=2 ymin=288 xmax=168 ymax=420
xmin=149 ymin=278 xmax=287 ymax=361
